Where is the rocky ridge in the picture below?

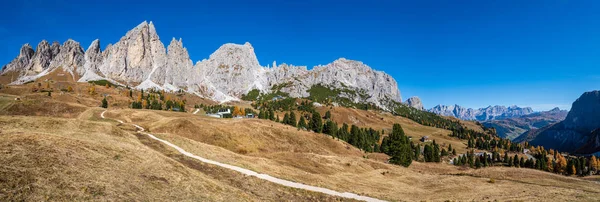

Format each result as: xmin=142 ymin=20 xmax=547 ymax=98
xmin=0 ymin=21 xmax=402 ymax=109
xmin=428 ymin=104 xmax=534 ymax=121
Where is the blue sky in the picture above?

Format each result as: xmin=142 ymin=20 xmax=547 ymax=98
xmin=1 ymin=0 xmax=599 ymax=111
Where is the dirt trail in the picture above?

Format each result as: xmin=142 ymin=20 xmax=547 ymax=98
xmin=100 ymin=110 xmax=385 ymax=202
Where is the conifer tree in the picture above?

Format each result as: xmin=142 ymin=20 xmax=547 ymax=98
xmin=414 ymin=144 xmax=421 ymax=161
xmin=289 ymin=111 xmax=297 ymax=127
xmin=283 ymin=113 xmax=290 ymax=125
xmin=298 ymin=116 xmax=307 ymax=130
xmin=101 ymin=97 xmax=108 ymax=108
xmin=309 ymin=111 xmax=323 ymax=133
xmin=386 ymin=124 xmax=412 ymax=167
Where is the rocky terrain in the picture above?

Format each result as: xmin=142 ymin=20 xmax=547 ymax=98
xmin=482 ymin=107 xmax=568 ymax=140
xmin=517 ymin=90 xmax=600 ymax=154
xmin=404 ymin=96 xmax=424 ymax=110
xmin=428 ymin=104 xmax=534 ymax=121
xmin=0 ymin=21 xmax=401 ymax=109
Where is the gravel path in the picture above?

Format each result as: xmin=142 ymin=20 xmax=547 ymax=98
xmin=100 ymin=110 xmax=386 ymax=202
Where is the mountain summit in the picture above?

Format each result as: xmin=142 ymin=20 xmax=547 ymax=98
xmin=0 ymin=21 xmax=402 ymax=109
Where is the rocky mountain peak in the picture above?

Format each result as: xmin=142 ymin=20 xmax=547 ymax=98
xmin=29 ymin=40 xmax=56 ymax=73
xmin=563 ymin=90 xmax=600 ymax=132
xmin=20 ymin=43 xmax=34 ymax=56
xmin=405 ymin=96 xmax=424 ymax=110
xmin=99 ymin=20 xmax=167 ymax=84
xmin=50 ymin=39 xmax=85 ymax=75
xmin=0 ymin=44 xmax=34 ymax=74
xmin=208 ymin=43 xmax=261 ymax=68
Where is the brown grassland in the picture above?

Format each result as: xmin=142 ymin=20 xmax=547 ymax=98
xmin=0 ymin=72 xmax=599 ymax=201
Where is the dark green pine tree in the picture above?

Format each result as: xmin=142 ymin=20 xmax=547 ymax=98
xmin=513 ymin=154 xmax=520 ymax=168
xmin=423 ymin=144 xmax=432 ymax=162
xmin=414 ymin=144 xmax=421 ymax=161
xmin=324 ymin=111 xmax=332 ymax=119
xmin=433 ymin=140 xmax=441 ymax=162
xmin=385 ymin=124 xmax=413 ymax=167
xmin=298 ymin=116 xmax=307 ymax=130
xmin=289 ymin=111 xmax=297 ymax=127
xmin=309 ymin=111 xmax=323 ymax=133
xmin=101 ymin=97 xmax=108 ymax=108
xmin=323 ymin=120 xmax=337 ymax=136
xmin=282 ymin=113 xmax=290 ymax=125
xmin=268 ymin=109 xmax=275 ymax=121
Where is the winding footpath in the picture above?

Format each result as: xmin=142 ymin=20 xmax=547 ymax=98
xmin=100 ymin=110 xmax=386 ymax=202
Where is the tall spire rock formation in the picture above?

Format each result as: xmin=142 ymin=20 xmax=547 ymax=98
xmin=98 ymin=21 xmax=166 ymax=85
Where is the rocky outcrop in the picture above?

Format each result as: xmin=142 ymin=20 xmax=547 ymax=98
xmin=1 ymin=39 xmax=85 ymax=83
xmin=405 ymin=96 xmax=424 ymax=110
xmin=0 ymin=43 xmax=34 ymax=74
xmin=429 ymin=104 xmax=534 ymax=121
xmin=1 ymin=21 xmax=402 ymax=109
xmin=98 ymin=21 xmax=166 ymax=85
xmin=79 ymin=39 xmax=105 ymax=81
xmin=523 ymin=90 xmax=600 ymax=154
xmin=29 ymin=40 xmax=55 ymax=74
xmin=192 ymin=42 xmax=266 ymax=101
xmin=162 ymin=38 xmax=194 ymax=88
xmin=50 ymin=39 xmax=85 ymax=77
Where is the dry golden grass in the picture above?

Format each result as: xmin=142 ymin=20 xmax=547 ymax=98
xmin=106 ymin=109 xmax=600 ymax=201
xmin=0 ymin=112 xmax=350 ymax=201
xmin=2 ymin=80 xmax=600 ymax=201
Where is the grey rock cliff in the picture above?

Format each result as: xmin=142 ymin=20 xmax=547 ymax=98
xmin=1 ymin=43 xmax=34 ymax=74
xmin=98 ymin=21 xmax=166 ymax=85
xmin=405 ymin=96 xmax=424 ymax=110
xmin=50 ymin=39 xmax=85 ymax=77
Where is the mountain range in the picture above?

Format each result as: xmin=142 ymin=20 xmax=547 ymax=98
xmin=428 ymin=104 xmax=535 ymax=121
xmin=0 ymin=21 xmax=402 ymax=109
xmin=516 ymin=90 xmax=600 ymax=155
xmin=483 ymin=107 xmax=568 ymax=140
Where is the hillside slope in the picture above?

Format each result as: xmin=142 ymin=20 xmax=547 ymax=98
xmin=524 ymin=91 xmax=600 ymax=154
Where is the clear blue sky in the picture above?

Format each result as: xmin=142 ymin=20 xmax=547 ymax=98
xmin=1 ymin=0 xmax=599 ymax=111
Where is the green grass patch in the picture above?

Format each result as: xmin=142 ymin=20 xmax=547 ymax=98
xmin=88 ymin=80 xmax=118 ymax=87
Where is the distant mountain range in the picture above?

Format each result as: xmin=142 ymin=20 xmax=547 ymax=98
xmin=427 ymin=104 xmax=569 ymax=140
xmin=428 ymin=104 xmax=534 ymax=121
xmin=515 ymin=90 xmax=600 ymax=155
xmin=483 ymin=107 xmax=568 ymax=140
